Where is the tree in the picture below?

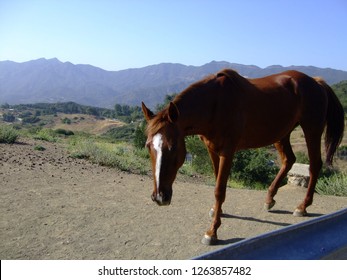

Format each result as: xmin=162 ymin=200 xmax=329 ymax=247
xmin=122 ymin=105 xmax=130 ymax=116
xmin=1 ymin=103 xmax=10 ymax=109
xmin=86 ymin=106 xmax=99 ymax=116
xmin=114 ymin=104 xmax=122 ymax=116
xmin=155 ymin=94 xmax=177 ymax=112
xmin=134 ymin=121 xmax=147 ymax=149
xmin=2 ymin=113 xmax=15 ymax=122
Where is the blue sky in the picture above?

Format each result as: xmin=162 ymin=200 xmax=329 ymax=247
xmin=1 ymin=0 xmax=346 ymax=71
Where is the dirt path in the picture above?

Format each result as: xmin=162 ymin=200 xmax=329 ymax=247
xmin=1 ymin=139 xmax=346 ymax=260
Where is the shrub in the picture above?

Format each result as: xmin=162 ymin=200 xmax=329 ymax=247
xmin=316 ymin=172 xmax=347 ymax=196
xmin=61 ymin=117 xmax=72 ymax=124
xmin=0 ymin=125 xmax=19 ymax=144
xmin=2 ymin=113 xmax=15 ymax=122
xmin=22 ymin=116 xmax=40 ymax=124
xmin=103 ymin=124 xmax=136 ymax=142
xmin=337 ymin=145 xmax=347 ymax=160
xmin=33 ymin=129 xmax=57 ymax=142
xmin=134 ymin=121 xmax=147 ymax=149
xmin=231 ymin=148 xmax=279 ymax=189
xmin=54 ymin=128 xmax=74 ymax=136
xmin=295 ymin=151 xmax=310 ymax=164
xmin=185 ymin=136 xmax=213 ymax=175
xmin=34 ymin=145 xmax=46 ymax=151
xmin=185 ymin=137 xmax=279 ymax=189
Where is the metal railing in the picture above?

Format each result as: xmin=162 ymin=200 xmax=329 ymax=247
xmin=194 ymin=208 xmax=347 ymax=260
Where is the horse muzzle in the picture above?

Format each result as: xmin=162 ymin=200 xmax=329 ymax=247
xmin=151 ymin=192 xmax=171 ymax=206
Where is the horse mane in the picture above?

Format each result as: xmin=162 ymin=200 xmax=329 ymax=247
xmin=146 ymin=74 xmax=217 ymax=136
xmin=175 ymin=68 xmax=250 ymax=104
xmin=179 ymin=69 xmax=249 ymax=95
xmin=216 ymin=69 xmax=251 ymax=90
xmin=313 ymin=76 xmax=325 ymax=83
xmin=146 ymin=69 xmax=249 ymax=136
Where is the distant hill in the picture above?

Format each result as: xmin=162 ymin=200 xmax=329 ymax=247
xmin=1 ymin=58 xmax=347 ymax=109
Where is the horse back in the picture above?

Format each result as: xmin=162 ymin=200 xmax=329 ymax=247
xmin=230 ymin=70 xmax=327 ymax=149
xmin=248 ymin=70 xmax=327 ymax=117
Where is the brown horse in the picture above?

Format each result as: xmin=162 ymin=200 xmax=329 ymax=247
xmin=141 ymin=69 xmax=344 ymax=245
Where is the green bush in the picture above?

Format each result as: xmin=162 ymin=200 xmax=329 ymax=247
xmin=61 ymin=117 xmax=72 ymax=124
xmin=34 ymin=145 xmax=46 ymax=151
xmin=103 ymin=124 xmax=136 ymax=142
xmin=22 ymin=116 xmax=40 ymax=124
xmin=0 ymin=125 xmax=19 ymax=144
xmin=316 ymin=172 xmax=347 ymax=196
xmin=231 ymin=148 xmax=279 ymax=189
xmin=2 ymin=113 xmax=15 ymax=122
xmin=54 ymin=128 xmax=74 ymax=136
xmin=33 ymin=129 xmax=57 ymax=142
xmin=134 ymin=121 xmax=147 ymax=149
xmin=185 ymin=136 xmax=279 ymax=189
xmin=295 ymin=151 xmax=310 ymax=164
xmin=185 ymin=136 xmax=213 ymax=175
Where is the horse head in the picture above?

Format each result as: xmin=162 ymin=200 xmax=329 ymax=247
xmin=142 ymin=102 xmax=186 ymax=206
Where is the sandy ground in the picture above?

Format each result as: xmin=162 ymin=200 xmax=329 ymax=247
xmin=1 ymin=138 xmax=347 ymax=260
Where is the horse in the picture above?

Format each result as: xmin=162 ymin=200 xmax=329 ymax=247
xmin=141 ymin=69 xmax=345 ymax=245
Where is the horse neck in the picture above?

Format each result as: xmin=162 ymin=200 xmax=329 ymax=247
xmin=175 ymin=95 xmax=215 ymax=137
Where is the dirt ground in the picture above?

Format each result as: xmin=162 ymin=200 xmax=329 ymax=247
xmin=1 ymin=138 xmax=347 ymax=260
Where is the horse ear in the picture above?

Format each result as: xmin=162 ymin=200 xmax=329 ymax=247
xmin=141 ymin=102 xmax=154 ymax=122
xmin=168 ymin=102 xmax=179 ymax=123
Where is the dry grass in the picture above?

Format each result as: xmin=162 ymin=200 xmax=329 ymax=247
xmin=45 ymin=113 xmax=125 ymax=135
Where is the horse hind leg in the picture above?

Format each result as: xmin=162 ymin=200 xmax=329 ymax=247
xmin=264 ymin=134 xmax=296 ymax=211
xmin=293 ymin=131 xmax=323 ymax=216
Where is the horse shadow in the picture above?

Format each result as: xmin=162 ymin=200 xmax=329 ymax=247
xmin=216 ymin=211 xmax=324 ymax=245
xmin=217 ymin=238 xmax=245 ymax=246
xmin=269 ymin=210 xmax=323 ymax=218
xmin=221 ymin=213 xmax=292 ymax=227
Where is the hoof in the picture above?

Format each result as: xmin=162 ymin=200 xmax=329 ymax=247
xmin=264 ymin=200 xmax=276 ymax=211
xmin=293 ymin=208 xmax=307 ymax=217
xmin=201 ymin=234 xmax=217 ymax=245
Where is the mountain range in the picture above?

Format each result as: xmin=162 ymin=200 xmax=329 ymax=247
xmin=1 ymin=58 xmax=347 ymax=109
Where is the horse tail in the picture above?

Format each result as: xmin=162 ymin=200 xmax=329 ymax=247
xmin=315 ymin=77 xmax=345 ymax=166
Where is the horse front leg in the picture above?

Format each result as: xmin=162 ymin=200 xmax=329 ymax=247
xmin=202 ymin=154 xmax=233 ymax=245
xmin=206 ymin=147 xmax=221 ymax=218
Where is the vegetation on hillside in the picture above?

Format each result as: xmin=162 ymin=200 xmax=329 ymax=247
xmin=1 ymin=101 xmax=143 ymax=124
xmin=0 ymin=125 xmax=19 ymax=144
xmin=68 ymin=137 xmax=150 ymax=175
xmin=1 ymin=80 xmax=347 ymax=196
xmin=332 ymin=80 xmax=347 ymax=113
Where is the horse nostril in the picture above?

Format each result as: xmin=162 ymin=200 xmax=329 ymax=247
xmin=151 ymin=192 xmax=171 ymax=206
xmin=151 ymin=192 xmax=163 ymax=203
xmin=157 ymin=192 xmax=164 ymax=204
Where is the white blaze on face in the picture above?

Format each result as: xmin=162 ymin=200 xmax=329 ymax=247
xmin=152 ymin=133 xmax=163 ymax=195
